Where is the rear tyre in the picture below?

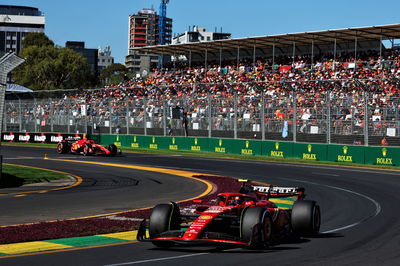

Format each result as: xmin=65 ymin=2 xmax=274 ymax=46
xmin=107 ymin=144 xmax=118 ymax=156
xmin=291 ymin=200 xmax=321 ymax=236
xmin=149 ymin=203 xmax=180 ymax=247
xmin=241 ymin=206 xmax=272 ymax=249
xmin=57 ymin=142 xmax=69 ymax=154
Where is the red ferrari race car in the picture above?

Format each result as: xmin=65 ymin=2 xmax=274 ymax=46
xmin=57 ymin=137 xmax=120 ymax=156
xmin=137 ymin=180 xmax=321 ymax=249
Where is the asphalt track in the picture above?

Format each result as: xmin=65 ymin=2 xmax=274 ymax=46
xmin=1 ymin=145 xmax=400 ymax=265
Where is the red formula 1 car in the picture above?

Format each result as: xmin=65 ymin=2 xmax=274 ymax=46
xmin=57 ymin=137 xmax=120 ymax=156
xmin=137 ymin=180 xmax=321 ymax=249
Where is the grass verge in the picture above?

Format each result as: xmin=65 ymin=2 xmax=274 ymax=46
xmin=0 ymin=164 xmax=70 ymax=188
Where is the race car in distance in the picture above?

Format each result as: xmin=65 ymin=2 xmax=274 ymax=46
xmin=57 ymin=137 xmax=120 ymax=156
xmin=137 ymin=180 xmax=321 ymax=249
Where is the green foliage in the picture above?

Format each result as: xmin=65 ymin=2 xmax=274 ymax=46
xmin=99 ymin=63 xmax=129 ymax=85
xmin=22 ymin=32 xmax=54 ymax=48
xmin=14 ymin=33 xmax=94 ymax=90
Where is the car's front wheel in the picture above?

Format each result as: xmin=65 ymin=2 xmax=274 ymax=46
xmin=83 ymin=144 xmax=92 ymax=156
xmin=241 ymin=206 xmax=272 ymax=249
xmin=149 ymin=202 xmax=180 ymax=247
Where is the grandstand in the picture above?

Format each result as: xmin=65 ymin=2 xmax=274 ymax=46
xmin=4 ymin=24 xmax=400 ymax=146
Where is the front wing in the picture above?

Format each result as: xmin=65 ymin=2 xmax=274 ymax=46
xmin=137 ymin=219 xmax=256 ymax=248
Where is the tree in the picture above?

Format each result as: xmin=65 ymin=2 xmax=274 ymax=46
xmin=22 ymin=32 xmax=54 ymax=48
xmin=14 ymin=34 xmax=93 ymax=90
xmin=99 ymin=63 xmax=129 ymax=85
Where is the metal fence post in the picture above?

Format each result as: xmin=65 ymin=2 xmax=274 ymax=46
xmin=67 ymin=98 xmax=70 ymax=134
xmin=292 ymin=90 xmax=297 ymax=142
xmin=126 ymin=98 xmax=129 ymax=135
xmin=208 ymin=93 xmax=212 ymax=138
xmin=261 ymin=90 xmax=265 ymax=141
xmin=234 ymin=92 xmax=238 ymax=139
xmin=162 ymin=95 xmax=167 ymax=136
xmin=327 ymin=90 xmax=331 ymax=144
xmin=3 ymin=102 xmax=6 ymax=132
xmin=144 ymin=96 xmax=147 ymax=136
xmin=109 ymin=100 xmax=112 ymax=134
xmin=50 ymin=98 xmax=54 ymax=132
xmin=364 ymin=90 xmax=369 ymax=146
xmin=18 ymin=98 xmax=22 ymax=132
xmin=33 ymin=98 xmax=37 ymax=132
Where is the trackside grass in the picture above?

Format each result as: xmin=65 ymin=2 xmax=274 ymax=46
xmin=0 ymin=164 xmax=70 ymax=188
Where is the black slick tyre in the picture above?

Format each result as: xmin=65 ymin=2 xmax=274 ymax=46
xmin=107 ymin=144 xmax=118 ymax=156
xmin=241 ymin=206 xmax=272 ymax=249
xmin=291 ymin=200 xmax=321 ymax=236
xmin=149 ymin=203 xmax=180 ymax=247
xmin=83 ymin=144 xmax=92 ymax=156
xmin=57 ymin=142 xmax=69 ymax=154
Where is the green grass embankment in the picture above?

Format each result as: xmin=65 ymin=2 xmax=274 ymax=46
xmin=0 ymin=164 xmax=70 ymax=188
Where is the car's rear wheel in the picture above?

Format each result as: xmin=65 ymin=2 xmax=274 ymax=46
xmin=241 ymin=206 xmax=272 ymax=249
xmin=57 ymin=142 xmax=69 ymax=154
xmin=291 ymin=200 xmax=321 ymax=236
xmin=149 ymin=202 xmax=180 ymax=248
xmin=107 ymin=144 xmax=118 ymax=156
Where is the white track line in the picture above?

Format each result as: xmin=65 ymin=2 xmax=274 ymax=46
xmin=281 ymin=177 xmax=382 ymax=234
xmin=103 ymin=253 xmax=209 ymax=265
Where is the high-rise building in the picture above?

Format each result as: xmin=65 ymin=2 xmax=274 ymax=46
xmin=66 ymin=41 xmax=99 ymax=77
xmin=0 ymin=5 xmax=45 ymax=56
xmin=125 ymin=8 xmax=172 ymax=74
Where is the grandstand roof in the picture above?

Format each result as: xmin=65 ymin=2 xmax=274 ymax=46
xmin=131 ymin=24 xmax=400 ymax=55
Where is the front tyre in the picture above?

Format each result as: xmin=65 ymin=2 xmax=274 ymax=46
xmin=149 ymin=202 xmax=180 ymax=247
xmin=241 ymin=206 xmax=272 ymax=249
xmin=107 ymin=144 xmax=118 ymax=156
xmin=291 ymin=200 xmax=321 ymax=236
xmin=83 ymin=144 xmax=92 ymax=156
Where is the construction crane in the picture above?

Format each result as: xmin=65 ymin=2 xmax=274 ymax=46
xmin=158 ymin=0 xmax=169 ymax=45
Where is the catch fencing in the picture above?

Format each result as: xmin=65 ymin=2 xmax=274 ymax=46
xmin=4 ymin=80 xmax=400 ymax=146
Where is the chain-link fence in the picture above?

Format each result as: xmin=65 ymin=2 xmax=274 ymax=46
xmin=4 ymin=80 xmax=400 ymax=146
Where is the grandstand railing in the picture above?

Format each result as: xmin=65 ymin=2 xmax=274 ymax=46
xmin=4 ymin=79 xmax=400 ymax=146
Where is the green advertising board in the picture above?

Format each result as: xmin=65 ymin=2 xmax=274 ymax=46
xmin=129 ymin=135 xmax=151 ymax=149
xmin=208 ymin=138 xmax=238 ymax=154
xmin=185 ymin=137 xmax=210 ymax=152
xmin=327 ymin=145 xmax=365 ymax=164
xmin=91 ymin=134 xmax=400 ymax=168
xmin=292 ymin=143 xmax=328 ymax=161
xmin=364 ymin=146 xmax=400 ymax=166
xmin=164 ymin=136 xmax=187 ymax=151
xmin=262 ymin=141 xmax=293 ymax=159
xmin=226 ymin=139 xmax=262 ymax=156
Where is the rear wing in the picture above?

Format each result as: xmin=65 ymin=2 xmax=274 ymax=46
xmin=238 ymin=179 xmax=305 ymax=199
xmin=64 ymin=136 xmax=81 ymax=143
xmin=252 ymin=185 xmax=305 ymax=198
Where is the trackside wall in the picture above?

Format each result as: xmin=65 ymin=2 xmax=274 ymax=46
xmin=92 ymin=134 xmax=400 ymax=166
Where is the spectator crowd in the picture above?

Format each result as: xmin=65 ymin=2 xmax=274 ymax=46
xmin=6 ymin=48 xmax=400 ymax=138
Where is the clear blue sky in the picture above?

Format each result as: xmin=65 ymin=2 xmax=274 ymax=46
xmin=9 ymin=0 xmax=400 ymax=63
